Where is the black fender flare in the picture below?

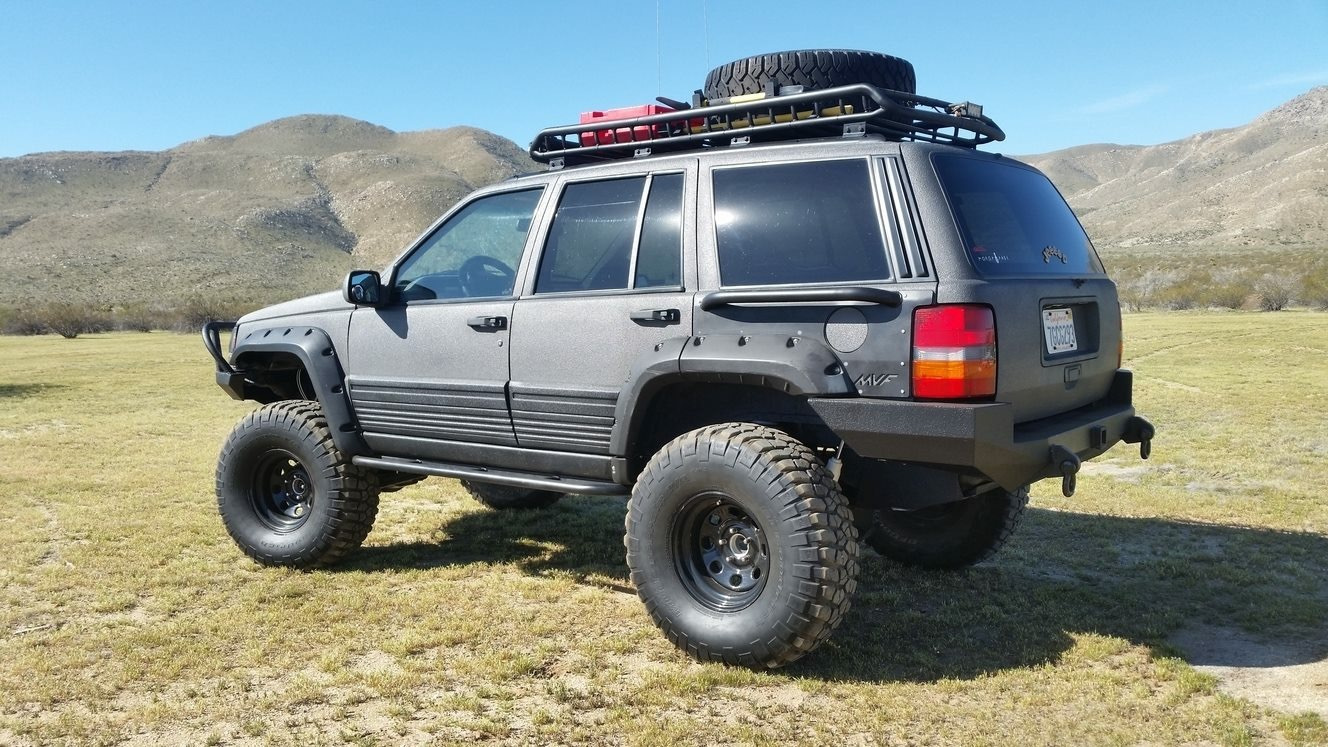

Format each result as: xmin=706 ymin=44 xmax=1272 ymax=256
xmin=231 ymin=325 xmax=369 ymax=457
xmin=610 ymin=334 xmax=852 ymax=457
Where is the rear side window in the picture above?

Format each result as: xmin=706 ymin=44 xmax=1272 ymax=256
xmin=634 ymin=173 xmax=684 ymax=288
xmin=534 ymin=173 xmax=685 ymax=294
xmin=713 ymin=160 xmax=891 ymax=287
xmin=537 ymin=177 xmax=645 ymax=293
xmin=934 ymin=155 xmax=1104 ymax=276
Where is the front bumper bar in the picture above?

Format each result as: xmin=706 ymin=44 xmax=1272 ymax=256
xmin=808 ymin=370 xmax=1154 ymax=492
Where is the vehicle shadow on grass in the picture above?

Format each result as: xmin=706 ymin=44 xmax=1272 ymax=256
xmin=345 ymin=497 xmax=1328 ymax=683
xmin=0 ymin=383 xmax=65 ymax=399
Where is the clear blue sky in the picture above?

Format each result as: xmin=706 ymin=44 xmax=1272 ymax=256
xmin=3 ymin=1 xmax=1325 ymax=158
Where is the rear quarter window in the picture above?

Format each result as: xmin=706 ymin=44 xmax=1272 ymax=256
xmin=933 ymin=154 xmax=1104 ymax=276
xmin=712 ymin=159 xmax=891 ymax=287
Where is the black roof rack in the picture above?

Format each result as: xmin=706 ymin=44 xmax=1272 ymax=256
xmin=529 ymin=83 xmax=1005 ymax=168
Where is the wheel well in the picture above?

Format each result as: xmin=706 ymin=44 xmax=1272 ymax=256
xmin=234 ymin=351 xmax=314 ymax=403
xmin=627 ymin=382 xmax=837 ymax=476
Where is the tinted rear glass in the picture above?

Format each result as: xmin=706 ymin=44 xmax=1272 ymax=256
xmin=713 ymin=159 xmax=890 ymax=287
xmin=933 ymin=155 xmax=1103 ymax=276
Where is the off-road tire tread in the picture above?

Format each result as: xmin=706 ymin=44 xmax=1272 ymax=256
xmin=702 ymin=49 xmax=916 ymax=100
xmin=625 ymin=423 xmax=858 ymax=668
xmin=460 ymin=480 xmax=563 ymax=510
xmin=216 ymin=400 xmax=379 ymax=569
xmin=866 ymin=486 xmax=1029 ymax=570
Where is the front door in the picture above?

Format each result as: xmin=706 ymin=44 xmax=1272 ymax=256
xmin=345 ymin=187 xmax=546 ymax=461
xmin=508 ymin=168 xmax=694 ymax=455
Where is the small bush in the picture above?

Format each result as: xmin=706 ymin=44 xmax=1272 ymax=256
xmin=1254 ymin=273 xmax=1295 ymax=311
xmin=112 ymin=304 xmax=156 ymax=333
xmin=1298 ymin=266 xmax=1328 ymax=310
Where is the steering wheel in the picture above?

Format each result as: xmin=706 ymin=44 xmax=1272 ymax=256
xmin=458 ymin=255 xmax=516 ymax=297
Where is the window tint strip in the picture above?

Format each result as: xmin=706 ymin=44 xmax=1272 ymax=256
xmin=633 ymin=172 xmax=684 ymax=289
xmin=883 ymin=157 xmax=927 ymax=278
xmin=871 ymin=158 xmax=909 ymax=280
xmin=626 ymin=175 xmax=651 ymax=289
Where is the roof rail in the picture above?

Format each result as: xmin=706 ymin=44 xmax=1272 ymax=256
xmin=529 ymin=83 xmax=1005 ymax=167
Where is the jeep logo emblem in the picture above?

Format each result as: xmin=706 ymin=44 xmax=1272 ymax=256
xmin=855 ymin=372 xmax=899 ymax=388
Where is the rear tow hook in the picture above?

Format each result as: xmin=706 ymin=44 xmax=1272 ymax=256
xmin=1124 ymin=416 xmax=1156 ymax=461
xmin=1049 ymin=445 xmax=1081 ymax=498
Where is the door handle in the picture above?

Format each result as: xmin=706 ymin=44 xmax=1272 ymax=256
xmin=467 ymin=315 xmax=507 ymax=330
xmin=629 ymin=308 xmax=680 ymax=324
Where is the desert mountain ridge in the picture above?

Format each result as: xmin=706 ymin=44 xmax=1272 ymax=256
xmin=1 ymin=88 xmax=1325 ymax=308
xmin=1017 ymin=86 xmax=1328 ymax=250
xmin=0 ymin=115 xmax=537 ymax=306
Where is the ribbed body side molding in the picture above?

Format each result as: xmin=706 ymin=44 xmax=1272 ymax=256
xmin=509 ymin=385 xmax=617 ymax=454
xmin=348 ymin=378 xmax=517 ymax=446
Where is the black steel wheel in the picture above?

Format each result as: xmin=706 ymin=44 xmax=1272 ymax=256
xmin=625 ymin=423 xmax=858 ymax=668
xmin=672 ymin=493 xmax=771 ymax=612
xmin=860 ymin=487 xmax=1029 ymax=570
xmin=249 ymin=449 xmax=316 ymax=531
xmin=216 ymin=401 xmax=379 ymax=568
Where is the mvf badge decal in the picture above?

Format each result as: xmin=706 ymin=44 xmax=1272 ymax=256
xmin=855 ymin=372 xmax=899 ymax=388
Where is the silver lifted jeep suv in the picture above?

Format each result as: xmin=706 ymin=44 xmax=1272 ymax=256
xmin=203 ymin=50 xmax=1154 ymax=667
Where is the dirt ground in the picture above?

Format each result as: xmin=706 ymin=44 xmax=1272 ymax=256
xmin=1171 ymin=626 xmax=1328 ymax=718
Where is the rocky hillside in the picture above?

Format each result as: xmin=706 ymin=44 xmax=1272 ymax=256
xmin=1020 ymin=87 xmax=1328 ymax=250
xmin=2 ymin=90 xmax=1324 ymax=310
xmin=0 ymin=115 xmax=536 ymax=307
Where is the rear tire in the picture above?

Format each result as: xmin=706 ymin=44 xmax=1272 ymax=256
xmin=461 ymin=480 xmax=562 ymax=510
xmin=702 ymin=49 xmax=916 ymax=100
xmin=625 ymin=423 xmax=858 ymax=668
xmin=216 ymin=401 xmax=379 ymax=569
xmin=861 ymin=487 xmax=1029 ymax=570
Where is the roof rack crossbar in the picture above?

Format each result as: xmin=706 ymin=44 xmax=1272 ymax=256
xmin=529 ymin=83 xmax=1005 ymax=166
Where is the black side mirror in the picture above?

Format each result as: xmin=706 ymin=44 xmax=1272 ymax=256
xmin=344 ymin=270 xmax=384 ymax=307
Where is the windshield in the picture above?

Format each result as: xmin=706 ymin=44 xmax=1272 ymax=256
xmin=933 ymin=154 xmax=1104 ymax=276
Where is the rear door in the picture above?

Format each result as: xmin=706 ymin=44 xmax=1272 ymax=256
xmin=507 ymin=162 xmax=696 ymax=454
xmin=924 ymin=151 xmax=1121 ymax=423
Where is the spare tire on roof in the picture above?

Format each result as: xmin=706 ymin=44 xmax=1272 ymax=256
xmin=702 ymin=49 xmax=916 ymax=100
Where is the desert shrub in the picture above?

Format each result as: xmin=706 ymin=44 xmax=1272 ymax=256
xmin=40 ymin=303 xmax=102 ymax=339
xmin=168 ymin=296 xmax=260 ymax=333
xmin=1254 ymin=273 xmax=1295 ymax=311
xmin=1298 ymin=266 xmax=1328 ymax=310
xmin=112 ymin=304 xmax=155 ymax=332
xmin=0 ymin=307 xmax=47 ymax=335
xmin=1205 ymin=282 xmax=1249 ymax=310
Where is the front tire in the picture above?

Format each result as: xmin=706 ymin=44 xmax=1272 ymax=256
xmin=625 ymin=424 xmax=858 ymax=668
xmin=216 ymin=401 xmax=379 ymax=568
xmin=860 ymin=487 xmax=1029 ymax=570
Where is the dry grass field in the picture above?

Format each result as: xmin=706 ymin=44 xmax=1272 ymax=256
xmin=1 ymin=312 xmax=1325 ymax=745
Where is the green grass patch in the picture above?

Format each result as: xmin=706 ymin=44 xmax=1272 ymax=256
xmin=0 ymin=315 xmax=1324 ymax=744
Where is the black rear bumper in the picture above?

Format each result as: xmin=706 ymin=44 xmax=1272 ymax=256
xmin=808 ymin=370 xmax=1154 ymax=491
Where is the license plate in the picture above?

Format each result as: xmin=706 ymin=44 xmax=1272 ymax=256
xmin=1042 ymin=307 xmax=1078 ymax=354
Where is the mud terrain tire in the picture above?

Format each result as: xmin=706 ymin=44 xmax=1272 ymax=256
xmin=216 ymin=401 xmax=379 ymax=568
xmin=702 ymin=49 xmax=916 ymax=100
xmin=860 ymin=487 xmax=1029 ymax=569
xmin=625 ymin=423 xmax=859 ymax=668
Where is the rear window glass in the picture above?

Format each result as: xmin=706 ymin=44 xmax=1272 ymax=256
xmin=713 ymin=160 xmax=890 ymax=287
xmin=933 ymin=155 xmax=1103 ymax=276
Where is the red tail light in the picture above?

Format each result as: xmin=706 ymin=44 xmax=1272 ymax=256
xmin=912 ymin=305 xmax=997 ymax=399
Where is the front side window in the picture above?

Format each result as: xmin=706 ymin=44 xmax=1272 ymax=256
xmin=394 ymin=188 xmax=542 ymax=301
xmin=713 ymin=159 xmax=890 ymax=287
